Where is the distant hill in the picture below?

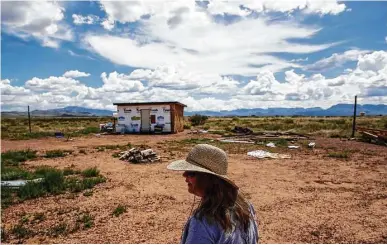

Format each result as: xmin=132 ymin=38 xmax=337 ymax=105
xmin=1 ymin=106 xmax=114 ymax=117
xmin=1 ymin=104 xmax=386 ymax=118
xmin=184 ymin=104 xmax=387 ymax=116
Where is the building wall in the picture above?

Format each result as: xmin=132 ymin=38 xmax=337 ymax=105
xmin=171 ymin=104 xmax=185 ymax=133
xmin=116 ymin=104 xmax=171 ymax=133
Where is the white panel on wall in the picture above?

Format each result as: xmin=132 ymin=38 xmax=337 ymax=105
xmin=115 ymin=104 xmax=172 ymax=133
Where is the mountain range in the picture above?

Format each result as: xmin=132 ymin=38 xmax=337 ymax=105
xmin=1 ymin=104 xmax=387 ymax=117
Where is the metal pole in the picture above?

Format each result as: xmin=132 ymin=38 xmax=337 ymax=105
xmin=351 ymin=95 xmax=357 ymax=138
xmin=28 ymin=105 xmax=31 ymax=133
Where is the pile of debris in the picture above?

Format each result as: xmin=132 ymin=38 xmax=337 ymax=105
xmin=118 ymin=148 xmax=160 ymax=163
xmin=357 ymin=126 xmax=387 ymax=145
xmin=232 ymin=126 xmax=253 ymax=135
xmin=218 ymin=131 xmax=310 ymax=144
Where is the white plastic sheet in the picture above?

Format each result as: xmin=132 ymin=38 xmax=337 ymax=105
xmin=247 ymin=150 xmax=291 ymax=159
xmin=266 ymin=142 xmax=276 ymax=147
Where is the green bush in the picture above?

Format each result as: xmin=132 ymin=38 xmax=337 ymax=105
xmin=189 ymin=114 xmax=209 ymax=126
xmin=77 ymin=213 xmax=94 ymax=229
xmin=81 ymin=167 xmax=100 ymax=177
xmin=82 ymin=176 xmax=106 ymax=189
xmin=112 ymin=204 xmax=127 ymax=217
xmin=327 ymin=151 xmax=350 ymax=159
xmin=44 ymin=150 xmax=66 ymax=158
xmin=63 ymin=167 xmax=80 ymax=176
xmin=1 ymin=166 xmax=31 ymax=180
xmin=1 ymin=149 xmax=37 ymax=166
xmin=10 ymin=224 xmax=33 ymax=239
xmin=42 ymin=169 xmax=65 ymax=194
xmin=18 ymin=182 xmax=46 ymax=200
xmin=48 ymin=223 xmax=68 ymax=237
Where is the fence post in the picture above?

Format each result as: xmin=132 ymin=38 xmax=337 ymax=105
xmin=351 ymin=95 xmax=357 ymax=138
xmin=28 ymin=105 xmax=32 ymax=133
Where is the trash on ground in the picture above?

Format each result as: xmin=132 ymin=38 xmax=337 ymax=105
xmin=1 ymin=178 xmax=44 ymax=188
xmin=308 ymin=142 xmax=316 ymax=148
xmin=288 ymin=145 xmax=300 ymax=149
xmin=266 ymin=142 xmax=276 ymax=147
xmin=232 ymin=126 xmax=253 ymax=135
xmin=356 ymin=126 xmax=387 ymax=145
xmin=55 ymin=132 xmax=64 ymax=138
xmin=117 ymin=148 xmax=160 ymax=163
xmin=189 ymin=129 xmax=208 ymax=134
xmin=218 ymin=138 xmax=255 ymax=144
xmin=247 ymin=150 xmax=291 ymax=159
xmin=100 ymin=122 xmax=114 ymax=133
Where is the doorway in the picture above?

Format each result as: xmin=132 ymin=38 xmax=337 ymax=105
xmin=140 ymin=109 xmax=151 ymax=132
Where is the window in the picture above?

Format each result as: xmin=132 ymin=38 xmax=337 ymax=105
xmin=151 ymin=115 xmax=156 ymax=124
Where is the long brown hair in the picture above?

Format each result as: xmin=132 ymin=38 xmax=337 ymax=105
xmin=193 ymin=172 xmax=252 ymax=233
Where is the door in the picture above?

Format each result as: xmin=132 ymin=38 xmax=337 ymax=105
xmin=140 ymin=109 xmax=151 ymax=132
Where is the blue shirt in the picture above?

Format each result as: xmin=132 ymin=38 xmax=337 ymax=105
xmin=181 ymin=205 xmax=259 ymax=244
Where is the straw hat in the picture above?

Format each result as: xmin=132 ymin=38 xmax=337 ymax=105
xmin=167 ymin=144 xmax=238 ymax=189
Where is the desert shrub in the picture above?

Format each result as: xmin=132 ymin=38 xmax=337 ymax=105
xmin=48 ymin=223 xmax=68 ymax=237
xmin=183 ymin=124 xmax=191 ymax=129
xmin=81 ymin=167 xmax=100 ymax=177
xmin=63 ymin=167 xmax=80 ymax=176
xmin=82 ymin=176 xmax=106 ymax=189
xmin=83 ymin=190 xmax=93 ymax=197
xmin=76 ymin=127 xmax=100 ymax=135
xmin=66 ymin=177 xmax=84 ymax=193
xmin=283 ymin=118 xmax=295 ymax=124
xmin=18 ymin=182 xmax=46 ymax=200
xmin=42 ymin=169 xmax=65 ymax=194
xmin=112 ymin=204 xmax=127 ymax=217
xmin=327 ymin=151 xmax=350 ymax=159
xmin=10 ymin=224 xmax=33 ymax=239
xmin=77 ymin=213 xmax=94 ymax=229
xmin=44 ymin=150 xmax=66 ymax=158
xmin=1 ymin=149 xmax=37 ymax=166
xmin=1 ymin=166 xmax=31 ymax=180
xmin=189 ymin=114 xmax=208 ymax=126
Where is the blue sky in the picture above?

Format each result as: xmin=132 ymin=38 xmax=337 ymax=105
xmin=1 ymin=1 xmax=387 ymax=112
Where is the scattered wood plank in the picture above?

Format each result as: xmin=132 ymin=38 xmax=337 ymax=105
xmin=117 ymin=148 xmax=160 ymax=164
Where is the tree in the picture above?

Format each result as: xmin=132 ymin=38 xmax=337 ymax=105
xmin=189 ymin=114 xmax=208 ymax=126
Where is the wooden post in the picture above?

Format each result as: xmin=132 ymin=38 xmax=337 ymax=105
xmin=351 ymin=95 xmax=357 ymax=138
xmin=28 ymin=105 xmax=32 ymax=133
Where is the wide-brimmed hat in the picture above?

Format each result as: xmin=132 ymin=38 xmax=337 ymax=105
xmin=167 ymin=144 xmax=238 ymax=189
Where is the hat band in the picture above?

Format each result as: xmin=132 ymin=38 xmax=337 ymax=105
xmin=186 ymin=157 xmax=225 ymax=175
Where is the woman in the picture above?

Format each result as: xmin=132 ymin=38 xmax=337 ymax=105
xmin=167 ymin=144 xmax=259 ymax=244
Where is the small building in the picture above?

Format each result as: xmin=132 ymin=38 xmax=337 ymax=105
xmin=113 ymin=101 xmax=187 ymax=134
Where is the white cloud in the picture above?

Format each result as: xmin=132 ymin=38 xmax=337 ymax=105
xmin=357 ymin=51 xmax=387 ymax=72
xmin=63 ymin=70 xmax=91 ymax=78
xmin=1 ymin=1 xmax=73 ymax=48
xmin=85 ymin=15 xmax=334 ymax=76
xmin=2 ymin=51 xmax=386 ymax=112
xmin=100 ymin=72 xmax=145 ymax=92
xmin=306 ymin=49 xmax=370 ymax=72
xmin=72 ymin=14 xmax=99 ymax=25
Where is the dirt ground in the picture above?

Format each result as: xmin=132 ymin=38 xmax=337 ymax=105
xmin=1 ymin=132 xmax=387 ymax=243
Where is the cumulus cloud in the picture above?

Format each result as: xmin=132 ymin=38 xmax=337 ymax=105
xmin=72 ymin=14 xmax=100 ymax=25
xmin=306 ymin=50 xmax=370 ymax=72
xmin=2 ymin=51 xmax=387 ymax=112
xmin=100 ymin=72 xmax=145 ymax=92
xmin=63 ymin=70 xmax=91 ymax=78
xmin=1 ymin=1 xmax=73 ymax=48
